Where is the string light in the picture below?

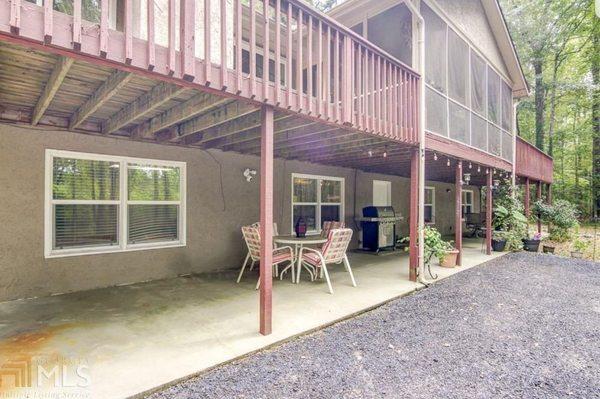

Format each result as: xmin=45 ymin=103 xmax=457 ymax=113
xmin=368 ymin=150 xmax=373 ymax=157
xmin=383 ymin=150 xmax=388 ymax=158
xmin=469 ymin=162 xmax=472 ymax=169
xmin=486 ymin=168 xmax=489 ymax=175
xmin=434 ymin=152 xmax=438 ymax=161
xmin=477 ymin=165 xmax=481 ymax=173
xmin=447 ymin=158 xmax=450 ymax=167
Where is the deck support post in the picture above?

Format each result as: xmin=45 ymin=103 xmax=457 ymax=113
xmin=409 ymin=148 xmax=419 ymax=282
xmin=536 ymin=181 xmax=542 ymax=234
xmin=486 ymin=169 xmax=493 ymax=255
xmin=455 ymin=160 xmax=463 ymax=266
xmin=524 ymin=177 xmax=531 ymax=218
xmin=259 ymin=104 xmax=274 ymax=336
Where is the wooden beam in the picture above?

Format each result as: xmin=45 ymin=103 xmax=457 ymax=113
xmin=131 ymin=92 xmax=231 ymax=139
xmin=486 ymin=169 xmax=493 ymax=255
xmin=69 ymin=70 xmax=133 ymax=129
xmin=290 ymin=137 xmax=387 ymax=161
xmin=259 ymin=104 xmax=274 ymax=336
xmin=171 ymin=101 xmax=257 ymax=142
xmin=536 ymin=180 xmax=542 ymax=234
xmin=32 ymin=56 xmax=74 ymax=125
xmin=102 ymin=83 xmax=187 ymax=134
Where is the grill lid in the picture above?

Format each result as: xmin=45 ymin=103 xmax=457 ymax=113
xmin=363 ymin=206 xmax=396 ymax=218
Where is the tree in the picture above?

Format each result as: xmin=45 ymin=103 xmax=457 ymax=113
xmin=309 ymin=0 xmax=340 ymax=12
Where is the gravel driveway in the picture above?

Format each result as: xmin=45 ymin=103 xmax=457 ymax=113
xmin=148 ymin=253 xmax=600 ymax=399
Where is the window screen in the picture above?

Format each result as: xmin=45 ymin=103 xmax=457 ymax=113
xmin=470 ymin=51 xmax=486 ymax=115
xmin=501 ymin=81 xmax=513 ymax=131
xmin=487 ymin=68 xmax=500 ymax=124
xmin=502 ymin=131 xmax=513 ymax=161
xmin=488 ymin=124 xmax=502 ymax=156
xmin=449 ymin=102 xmax=469 ymax=144
xmin=422 ymin=3 xmax=446 ymax=93
xmin=471 ymin=112 xmax=488 ymax=152
xmin=425 ymin=87 xmax=447 ymax=136
xmin=367 ymin=4 xmax=413 ymax=67
xmin=448 ymin=29 xmax=468 ymax=105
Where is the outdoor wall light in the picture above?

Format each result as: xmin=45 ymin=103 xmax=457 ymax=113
xmin=243 ymin=168 xmax=257 ymax=182
xmin=493 ymin=179 xmax=501 ymax=187
xmin=463 ymin=173 xmax=471 ymax=185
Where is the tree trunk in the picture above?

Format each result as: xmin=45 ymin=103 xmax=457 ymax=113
xmin=592 ymin=21 xmax=600 ymax=219
xmin=534 ymin=59 xmax=545 ymax=151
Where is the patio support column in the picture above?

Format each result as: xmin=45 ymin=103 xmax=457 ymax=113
xmin=536 ymin=181 xmax=542 ymax=234
xmin=409 ymin=148 xmax=419 ymax=282
xmin=486 ymin=169 xmax=493 ymax=255
xmin=259 ymin=104 xmax=274 ymax=336
xmin=524 ymin=177 xmax=531 ymax=218
xmin=455 ymin=160 xmax=463 ymax=266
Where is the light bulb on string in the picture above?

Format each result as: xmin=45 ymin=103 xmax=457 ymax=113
xmin=469 ymin=162 xmax=472 ymax=169
xmin=434 ymin=153 xmax=438 ymax=161
xmin=447 ymin=158 xmax=450 ymax=167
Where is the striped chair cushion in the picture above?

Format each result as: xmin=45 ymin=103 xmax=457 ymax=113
xmin=273 ymin=251 xmax=293 ymax=264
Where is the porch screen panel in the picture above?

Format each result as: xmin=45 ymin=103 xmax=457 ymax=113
xmin=488 ymin=123 xmax=502 ymax=156
xmin=501 ymin=81 xmax=513 ymax=131
xmin=448 ymin=29 xmax=468 ymax=105
xmin=471 ymin=112 xmax=488 ymax=152
xmin=449 ymin=102 xmax=469 ymax=144
xmin=127 ymin=164 xmax=182 ymax=244
xmin=51 ymin=157 xmax=120 ymax=250
xmin=422 ymin=3 xmax=446 ymax=93
xmin=425 ymin=87 xmax=447 ymax=136
xmin=470 ymin=51 xmax=486 ymax=115
xmin=367 ymin=4 xmax=413 ymax=67
xmin=487 ymin=68 xmax=500 ymax=125
xmin=502 ymin=131 xmax=513 ymax=161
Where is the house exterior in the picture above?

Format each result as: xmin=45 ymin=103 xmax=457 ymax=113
xmin=0 ymin=0 xmax=552 ymax=334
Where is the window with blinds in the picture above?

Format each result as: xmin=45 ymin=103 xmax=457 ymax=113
xmin=45 ymin=150 xmax=186 ymax=257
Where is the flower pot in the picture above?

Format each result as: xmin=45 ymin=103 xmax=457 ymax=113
xmin=542 ymin=245 xmax=555 ymax=254
xmin=522 ymin=239 xmax=540 ymax=252
xmin=491 ymin=239 xmax=507 ymax=252
xmin=439 ymin=249 xmax=459 ymax=268
xmin=571 ymin=251 xmax=583 ymax=259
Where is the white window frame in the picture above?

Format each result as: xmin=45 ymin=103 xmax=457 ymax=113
xmin=462 ymin=189 xmax=474 ymax=216
xmin=45 ymin=149 xmax=186 ymax=258
xmin=291 ymin=173 xmax=345 ymax=235
xmin=424 ymin=186 xmax=435 ymax=224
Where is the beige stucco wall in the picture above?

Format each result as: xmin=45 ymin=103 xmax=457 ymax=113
xmin=0 ymin=124 xmax=477 ymax=302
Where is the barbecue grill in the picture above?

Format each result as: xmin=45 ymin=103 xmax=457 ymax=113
xmin=357 ymin=206 xmax=403 ymax=253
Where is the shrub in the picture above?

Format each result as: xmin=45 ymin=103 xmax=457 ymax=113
xmin=422 ymin=226 xmax=454 ymax=265
xmin=492 ymin=180 xmax=528 ymax=251
xmin=534 ymin=199 xmax=579 ymax=242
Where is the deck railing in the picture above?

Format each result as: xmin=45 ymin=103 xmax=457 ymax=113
xmin=515 ymin=137 xmax=553 ymax=183
xmin=1 ymin=0 xmax=420 ymax=144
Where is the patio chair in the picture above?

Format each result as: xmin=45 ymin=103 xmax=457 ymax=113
xmin=237 ymin=225 xmax=293 ymax=286
xmin=298 ymin=228 xmax=356 ymax=294
xmin=320 ymin=221 xmax=345 ymax=238
xmin=245 ymin=222 xmax=279 ymax=272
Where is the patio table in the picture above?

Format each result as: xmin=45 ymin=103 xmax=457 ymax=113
xmin=274 ymin=235 xmax=327 ymax=284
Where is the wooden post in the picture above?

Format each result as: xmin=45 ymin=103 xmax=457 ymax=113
xmin=547 ymin=183 xmax=552 ymax=204
xmin=536 ymin=181 xmax=542 ymax=234
xmin=409 ymin=148 xmax=418 ymax=282
xmin=486 ymin=169 xmax=493 ymax=255
xmin=524 ymin=177 xmax=530 ymax=218
xmin=259 ymin=105 xmax=274 ymax=336
xmin=455 ymin=161 xmax=463 ymax=266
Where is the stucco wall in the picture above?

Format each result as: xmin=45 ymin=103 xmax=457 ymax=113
xmin=0 ymin=124 xmax=476 ymax=302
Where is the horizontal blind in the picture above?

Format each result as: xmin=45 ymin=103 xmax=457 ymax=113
xmin=53 ymin=157 xmax=120 ymax=200
xmin=54 ymin=204 xmax=118 ymax=249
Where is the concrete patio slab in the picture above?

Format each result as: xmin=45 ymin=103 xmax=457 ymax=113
xmin=0 ymin=239 xmax=503 ymax=399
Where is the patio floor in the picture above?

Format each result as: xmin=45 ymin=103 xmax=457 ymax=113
xmin=0 ymin=239 xmax=503 ymax=399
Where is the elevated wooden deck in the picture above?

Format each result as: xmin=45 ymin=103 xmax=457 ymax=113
xmin=515 ymin=137 xmax=553 ymax=184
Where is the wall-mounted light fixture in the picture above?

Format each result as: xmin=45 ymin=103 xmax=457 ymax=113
xmin=493 ymin=179 xmax=501 ymax=187
xmin=243 ymin=168 xmax=257 ymax=182
xmin=463 ymin=173 xmax=471 ymax=185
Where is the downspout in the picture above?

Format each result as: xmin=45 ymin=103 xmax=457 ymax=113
xmin=512 ymin=100 xmax=519 ymax=189
xmin=402 ymin=0 xmax=428 ymax=285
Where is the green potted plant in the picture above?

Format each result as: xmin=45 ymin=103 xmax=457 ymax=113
xmin=491 ymin=181 xmax=528 ymax=252
xmin=534 ymin=199 xmax=579 ymax=243
xmin=422 ymin=226 xmax=457 ymax=268
xmin=571 ymin=239 xmax=588 ymax=259
xmin=522 ymin=232 xmax=542 ymax=252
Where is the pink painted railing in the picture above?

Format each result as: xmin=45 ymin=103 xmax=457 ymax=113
xmin=515 ymin=137 xmax=553 ymax=183
xmin=0 ymin=0 xmax=420 ymax=144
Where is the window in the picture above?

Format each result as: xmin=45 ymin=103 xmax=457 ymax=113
xmin=487 ymin=67 xmax=501 ymax=125
xmin=448 ymin=29 xmax=469 ymax=105
xmin=462 ymin=190 xmax=474 ymax=216
xmin=470 ymin=51 xmax=486 ymax=115
xmin=292 ymin=174 xmax=343 ymax=234
xmin=45 ymin=150 xmax=186 ymax=257
xmin=423 ymin=3 xmax=447 ymax=93
xmin=424 ymin=187 xmax=435 ymax=224
xmin=426 ymin=87 xmax=447 ymax=136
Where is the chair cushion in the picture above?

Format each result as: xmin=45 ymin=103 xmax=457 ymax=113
xmin=273 ymin=251 xmax=293 ymax=264
xmin=302 ymin=252 xmax=322 ymax=267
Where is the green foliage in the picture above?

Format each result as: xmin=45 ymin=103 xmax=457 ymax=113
xmin=492 ymin=181 xmax=528 ymax=251
xmin=534 ymin=199 xmax=579 ymax=242
xmin=573 ymin=238 xmax=589 ymax=252
xmin=422 ymin=226 xmax=454 ymax=265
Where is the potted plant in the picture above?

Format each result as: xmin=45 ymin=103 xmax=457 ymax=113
xmin=492 ymin=230 xmax=508 ymax=252
xmin=491 ymin=181 xmax=528 ymax=252
xmin=571 ymin=239 xmax=588 ymax=259
xmin=422 ymin=226 xmax=457 ymax=268
xmin=542 ymin=243 xmax=556 ymax=254
xmin=522 ymin=232 xmax=542 ymax=252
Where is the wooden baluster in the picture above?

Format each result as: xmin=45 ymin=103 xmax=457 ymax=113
xmin=387 ymin=63 xmax=392 ymax=136
xmin=382 ymin=59 xmax=387 ymax=135
xmin=333 ymin=30 xmax=339 ymax=122
xmin=168 ymin=0 xmax=176 ymax=75
xmin=369 ymin=51 xmax=374 ymax=132
xmin=124 ymin=0 xmax=132 ymax=63
xmin=147 ymin=0 xmax=155 ymax=70
xmin=296 ymin=8 xmax=303 ymax=111
xmin=262 ymin=0 xmax=269 ymax=102
xmin=181 ymin=0 xmax=196 ymax=81
xmin=325 ymin=24 xmax=331 ymax=120
xmin=376 ymin=56 xmax=381 ymax=134
xmin=274 ymin=0 xmax=281 ymax=105
xmin=220 ymin=0 xmax=228 ymax=89
xmin=250 ymin=0 xmax=256 ymax=96
xmin=393 ymin=67 xmax=398 ymax=139
xmin=356 ymin=46 xmax=362 ymax=130
xmin=73 ymin=0 xmax=81 ymax=51
xmin=307 ymin=14 xmax=313 ymax=114
xmin=286 ymin=2 xmax=293 ymax=108
xmin=44 ymin=0 xmax=53 ymax=44
xmin=205 ymin=0 xmax=213 ymax=85
xmin=362 ymin=47 xmax=367 ymax=130
xmin=235 ymin=0 xmax=242 ymax=93
xmin=316 ymin=19 xmax=323 ymax=117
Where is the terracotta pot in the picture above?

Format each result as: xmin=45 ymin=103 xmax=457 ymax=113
xmin=439 ymin=249 xmax=459 ymax=268
xmin=542 ymin=245 xmax=555 ymax=254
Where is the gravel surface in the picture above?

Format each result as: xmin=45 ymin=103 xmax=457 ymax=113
xmin=148 ymin=253 xmax=600 ymax=399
